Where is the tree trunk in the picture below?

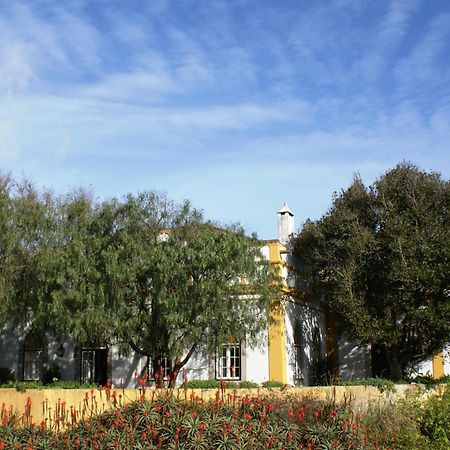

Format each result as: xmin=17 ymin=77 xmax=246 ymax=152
xmin=152 ymin=355 xmax=165 ymax=388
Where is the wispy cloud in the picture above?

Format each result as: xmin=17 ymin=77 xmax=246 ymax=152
xmin=0 ymin=0 xmax=449 ymax=238
xmin=0 ymin=43 xmax=35 ymax=93
xmin=393 ymin=12 xmax=450 ymax=99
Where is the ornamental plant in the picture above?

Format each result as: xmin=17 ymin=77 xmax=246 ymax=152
xmin=1 ymin=385 xmax=406 ymax=449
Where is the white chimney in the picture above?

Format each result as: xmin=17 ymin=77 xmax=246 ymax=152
xmin=277 ymin=202 xmax=294 ymax=245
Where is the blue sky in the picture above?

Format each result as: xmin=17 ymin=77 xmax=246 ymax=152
xmin=1 ymin=0 xmax=449 ymax=239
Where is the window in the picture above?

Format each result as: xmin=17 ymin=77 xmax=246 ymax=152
xmin=216 ymin=344 xmax=241 ymax=380
xmin=293 ymin=319 xmax=304 ymax=381
xmin=146 ymin=356 xmax=172 ymax=379
xmin=23 ymin=332 xmax=44 ymax=381
xmin=80 ymin=344 xmax=108 ymax=385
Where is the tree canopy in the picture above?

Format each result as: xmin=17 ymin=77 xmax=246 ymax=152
xmin=0 ymin=181 xmax=277 ymax=386
xmin=293 ymin=163 xmax=450 ymax=379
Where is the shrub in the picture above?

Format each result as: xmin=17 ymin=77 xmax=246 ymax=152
xmin=237 ymin=380 xmax=259 ymax=388
xmin=261 ymin=380 xmax=285 ymax=388
xmin=418 ymin=386 xmax=450 ymax=447
xmin=0 ymin=380 xmax=98 ymax=391
xmin=184 ymin=379 xmax=260 ymax=389
xmin=340 ymin=377 xmax=397 ymax=393
xmin=184 ymin=379 xmax=220 ymax=389
xmin=411 ymin=374 xmax=450 ymax=388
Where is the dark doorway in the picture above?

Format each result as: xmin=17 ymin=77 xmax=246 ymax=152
xmin=81 ymin=346 xmax=108 ymax=385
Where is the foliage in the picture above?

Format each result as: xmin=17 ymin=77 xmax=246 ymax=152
xmin=237 ymin=380 xmax=260 ymax=389
xmin=0 ymin=380 xmax=98 ymax=391
xmin=0 ymin=180 xmax=278 ymax=388
xmin=418 ymin=386 xmax=450 ymax=447
xmin=185 ymin=379 xmax=220 ymax=389
xmin=410 ymin=375 xmax=450 ymax=388
xmin=309 ymin=354 xmax=340 ymax=386
xmin=261 ymin=380 xmax=285 ymax=388
xmin=185 ymin=379 xmax=260 ymax=389
xmin=293 ymin=163 xmax=450 ymax=379
xmin=0 ymin=389 xmax=398 ymax=449
xmin=0 ymin=175 xmax=56 ymax=331
xmin=339 ymin=378 xmax=397 ymax=393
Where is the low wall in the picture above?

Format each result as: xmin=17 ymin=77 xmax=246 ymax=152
xmin=0 ymin=385 xmax=432 ymax=430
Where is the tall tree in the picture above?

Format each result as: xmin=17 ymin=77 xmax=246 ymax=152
xmin=293 ymin=163 xmax=450 ymax=379
xmin=43 ymin=191 xmax=277 ymax=386
xmin=0 ymin=176 xmax=55 ymax=331
xmin=104 ymin=193 xmax=277 ymax=387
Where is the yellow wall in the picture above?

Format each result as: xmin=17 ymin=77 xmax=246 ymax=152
xmin=432 ymin=351 xmax=444 ymax=379
xmin=267 ymin=241 xmax=287 ymax=384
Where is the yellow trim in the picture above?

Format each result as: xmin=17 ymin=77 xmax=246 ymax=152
xmin=432 ymin=351 xmax=444 ymax=379
xmin=267 ymin=241 xmax=287 ymax=384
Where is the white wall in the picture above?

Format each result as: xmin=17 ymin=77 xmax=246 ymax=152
xmin=244 ymin=333 xmax=269 ymax=384
xmin=338 ymin=337 xmax=370 ymax=380
xmin=285 ymin=300 xmax=326 ymax=386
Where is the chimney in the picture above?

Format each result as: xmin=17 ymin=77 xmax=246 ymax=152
xmin=277 ymin=202 xmax=294 ymax=245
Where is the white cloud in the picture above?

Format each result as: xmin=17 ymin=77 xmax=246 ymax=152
xmin=393 ymin=13 xmax=450 ymax=96
xmin=0 ymin=119 xmax=18 ymax=159
xmin=79 ymin=70 xmax=178 ymax=102
xmin=356 ymin=0 xmax=421 ymax=82
xmin=0 ymin=43 xmax=35 ymax=93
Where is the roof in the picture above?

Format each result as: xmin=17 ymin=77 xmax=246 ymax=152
xmin=277 ymin=202 xmax=294 ymax=216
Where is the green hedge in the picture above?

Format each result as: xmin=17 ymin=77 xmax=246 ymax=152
xmin=185 ymin=379 xmax=259 ymax=389
xmin=0 ymin=380 xmax=98 ymax=391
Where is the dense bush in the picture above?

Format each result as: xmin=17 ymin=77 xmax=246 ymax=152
xmin=418 ymin=387 xmax=450 ymax=447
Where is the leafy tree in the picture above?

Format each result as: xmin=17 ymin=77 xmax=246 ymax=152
xmin=293 ymin=163 xmax=450 ymax=379
xmin=41 ymin=191 xmax=277 ymax=387
xmin=102 ymin=193 xmax=277 ymax=387
xmin=0 ymin=175 xmax=55 ymax=331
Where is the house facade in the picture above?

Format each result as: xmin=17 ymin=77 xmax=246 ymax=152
xmin=0 ymin=205 xmax=447 ymax=387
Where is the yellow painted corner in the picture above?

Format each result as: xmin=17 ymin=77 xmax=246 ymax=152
xmin=432 ymin=351 xmax=444 ymax=379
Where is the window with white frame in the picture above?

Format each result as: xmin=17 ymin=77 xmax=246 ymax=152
xmin=146 ymin=356 xmax=172 ymax=379
xmin=217 ymin=344 xmax=241 ymax=380
xmin=80 ymin=345 xmax=108 ymax=385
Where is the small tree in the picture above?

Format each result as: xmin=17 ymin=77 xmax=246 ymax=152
xmin=293 ymin=163 xmax=450 ymax=379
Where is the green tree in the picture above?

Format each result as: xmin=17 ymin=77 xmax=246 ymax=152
xmin=104 ymin=193 xmax=277 ymax=387
xmin=293 ymin=163 xmax=450 ymax=379
xmin=43 ymin=191 xmax=277 ymax=387
xmin=0 ymin=175 xmax=55 ymax=331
